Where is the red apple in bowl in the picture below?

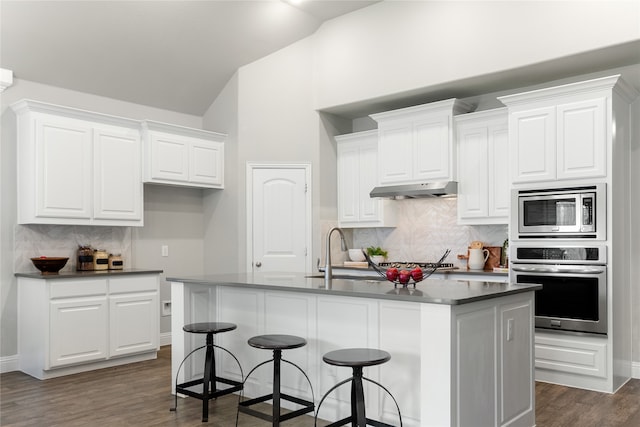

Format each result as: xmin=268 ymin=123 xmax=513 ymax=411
xmin=386 ymin=267 xmax=399 ymax=281
xmin=398 ymin=270 xmax=411 ymax=284
xmin=411 ymin=267 xmax=423 ymax=282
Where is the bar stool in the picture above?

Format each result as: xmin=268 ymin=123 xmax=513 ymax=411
xmin=315 ymin=348 xmax=402 ymax=427
xmin=237 ymin=334 xmax=315 ymax=426
xmin=170 ymin=322 xmax=244 ymax=422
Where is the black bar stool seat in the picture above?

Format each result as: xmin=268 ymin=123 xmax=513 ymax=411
xmin=315 ymin=348 xmax=402 ymax=427
xmin=238 ymin=334 xmax=315 ymax=426
xmin=171 ymin=322 xmax=244 ymax=422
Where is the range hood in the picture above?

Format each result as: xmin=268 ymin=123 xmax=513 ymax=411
xmin=369 ymin=181 xmax=458 ymax=199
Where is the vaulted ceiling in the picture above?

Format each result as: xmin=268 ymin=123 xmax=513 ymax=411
xmin=1 ymin=0 xmax=379 ymax=115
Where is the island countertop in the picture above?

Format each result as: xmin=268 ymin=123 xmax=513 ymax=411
xmin=167 ymin=272 xmax=540 ymax=305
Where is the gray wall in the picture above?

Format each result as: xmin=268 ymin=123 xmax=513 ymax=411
xmin=202 ymin=73 xmax=242 ymax=274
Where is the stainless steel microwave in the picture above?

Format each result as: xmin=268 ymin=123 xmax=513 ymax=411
xmin=515 ymin=184 xmax=606 ymax=239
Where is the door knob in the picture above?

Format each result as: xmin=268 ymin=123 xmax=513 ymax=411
xmin=255 ymin=261 xmax=262 ymax=267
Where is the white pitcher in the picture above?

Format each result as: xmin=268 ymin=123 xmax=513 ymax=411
xmin=468 ymin=248 xmax=489 ymax=270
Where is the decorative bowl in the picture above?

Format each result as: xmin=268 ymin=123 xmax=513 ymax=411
xmin=364 ymin=249 xmax=452 ymax=288
xmin=31 ymin=257 xmax=69 ymax=274
xmin=348 ymin=249 xmax=366 ymax=262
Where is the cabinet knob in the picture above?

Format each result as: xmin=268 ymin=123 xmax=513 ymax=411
xmin=255 ymin=261 xmax=262 ymax=268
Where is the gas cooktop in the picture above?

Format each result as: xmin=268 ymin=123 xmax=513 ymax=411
xmin=378 ymin=261 xmax=457 ymax=270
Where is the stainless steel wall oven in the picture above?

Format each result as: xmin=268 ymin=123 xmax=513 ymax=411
xmin=511 ymin=244 xmax=607 ymax=335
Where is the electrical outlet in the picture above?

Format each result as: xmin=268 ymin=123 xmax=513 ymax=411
xmin=161 ymin=245 xmax=169 ymax=257
xmin=162 ymin=300 xmax=172 ymax=316
xmin=507 ymin=318 xmax=514 ymax=341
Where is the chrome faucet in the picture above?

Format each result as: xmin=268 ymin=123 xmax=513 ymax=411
xmin=324 ymin=226 xmax=347 ymax=284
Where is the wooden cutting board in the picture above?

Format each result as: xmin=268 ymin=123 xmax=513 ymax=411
xmin=484 ymin=246 xmax=502 ymax=270
xmin=343 ymin=261 xmax=369 ymax=268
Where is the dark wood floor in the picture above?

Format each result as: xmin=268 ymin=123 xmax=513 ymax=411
xmin=1 ymin=346 xmax=639 ymax=426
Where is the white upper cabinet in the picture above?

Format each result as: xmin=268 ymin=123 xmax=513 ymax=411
xmin=12 ymin=100 xmax=143 ymax=227
xmin=93 ymin=124 xmax=143 ymax=221
xmin=370 ymin=99 xmax=473 ymax=185
xmin=498 ymin=76 xmax=622 ymax=185
xmin=456 ymin=108 xmax=509 ymax=224
xmin=556 ymin=97 xmax=606 ymax=181
xmin=142 ymin=121 xmax=225 ymax=189
xmin=336 ymin=130 xmax=396 ymax=228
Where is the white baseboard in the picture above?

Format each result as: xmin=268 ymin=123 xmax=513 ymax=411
xmin=160 ymin=332 xmax=172 ymax=347
xmin=633 ymin=361 xmax=640 ymax=379
xmin=2 ymin=333 xmax=172 ymax=374
xmin=0 ymin=354 xmax=19 ymax=374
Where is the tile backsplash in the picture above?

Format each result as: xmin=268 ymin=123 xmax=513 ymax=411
xmin=15 ymin=225 xmax=132 ymax=273
xmin=352 ymin=198 xmax=508 ymax=268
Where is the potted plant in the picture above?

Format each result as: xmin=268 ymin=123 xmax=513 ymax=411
xmin=366 ymin=246 xmax=388 ymax=264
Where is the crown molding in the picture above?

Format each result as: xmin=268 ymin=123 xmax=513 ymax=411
xmin=0 ymin=68 xmax=14 ymax=92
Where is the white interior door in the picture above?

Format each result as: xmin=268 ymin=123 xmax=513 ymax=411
xmin=248 ymin=165 xmax=310 ymax=273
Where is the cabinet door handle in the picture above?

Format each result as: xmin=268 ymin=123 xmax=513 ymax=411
xmin=255 ymin=262 xmax=262 ymax=268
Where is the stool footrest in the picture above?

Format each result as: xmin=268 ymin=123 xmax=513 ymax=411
xmin=238 ymin=392 xmax=314 ymax=422
xmin=324 ymin=417 xmax=395 ymax=427
xmin=176 ymin=376 xmax=243 ymax=401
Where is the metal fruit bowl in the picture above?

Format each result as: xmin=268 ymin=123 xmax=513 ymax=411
xmin=31 ymin=257 xmax=69 ymax=274
xmin=363 ymin=249 xmax=451 ymax=288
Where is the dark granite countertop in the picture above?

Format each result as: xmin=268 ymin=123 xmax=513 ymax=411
xmin=166 ymin=272 xmax=539 ymax=305
xmin=16 ymin=269 xmax=163 ymax=280
xmin=326 ymin=265 xmax=509 ymax=277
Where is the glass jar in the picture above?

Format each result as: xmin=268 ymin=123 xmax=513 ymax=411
xmin=93 ymin=249 xmax=109 ymax=271
xmin=108 ymin=254 xmax=123 ymax=270
xmin=77 ymin=245 xmax=94 ymax=271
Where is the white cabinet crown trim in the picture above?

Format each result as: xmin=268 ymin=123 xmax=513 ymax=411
xmin=11 ymin=99 xmax=141 ymax=129
xmin=454 ymin=107 xmax=508 ymax=124
xmin=370 ymin=98 xmax=474 ymax=122
xmin=497 ymin=74 xmax=636 ymax=106
xmin=142 ymin=120 xmax=227 ymax=141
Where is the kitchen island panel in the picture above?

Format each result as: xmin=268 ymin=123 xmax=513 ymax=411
xmin=170 ymin=276 xmax=537 ymax=426
xmin=456 ymin=306 xmax=497 ymax=427
xmin=316 ymin=296 xmax=380 ymax=422
xmin=379 ymin=301 xmax=421 ymax=425
xmin=263 ymin=292 xmax=317 ymax=400
xmin=500 ymin=301 xmax=534 ymax=426
xmin=215 ymin=286 xmax=256 ymax=386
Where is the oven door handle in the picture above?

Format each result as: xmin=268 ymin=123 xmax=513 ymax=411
xmin=512 ymin=266 xmax=606 ymax=274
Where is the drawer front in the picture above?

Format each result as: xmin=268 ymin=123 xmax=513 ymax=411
xmin=109 ymin=275 xmax=158 ymax=294
xmin=535 ymin=334 xmax=607 ymax=378
xmin=49 ymin=279 xmax=107 ymax=299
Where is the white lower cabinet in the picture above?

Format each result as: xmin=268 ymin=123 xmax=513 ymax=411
xmin=109 ymin=276 xmax=159 ymax=357
xmin=49 ymin=295 xmax=108 ymax=368
xmin=534 ymin=331 xmax=609 ymax=392
xmin=18 ymin=274 xmax=160 ymax=380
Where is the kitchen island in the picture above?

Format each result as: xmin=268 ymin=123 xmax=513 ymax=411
xmin=169 ymin=273 xmax=540 ymax=427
